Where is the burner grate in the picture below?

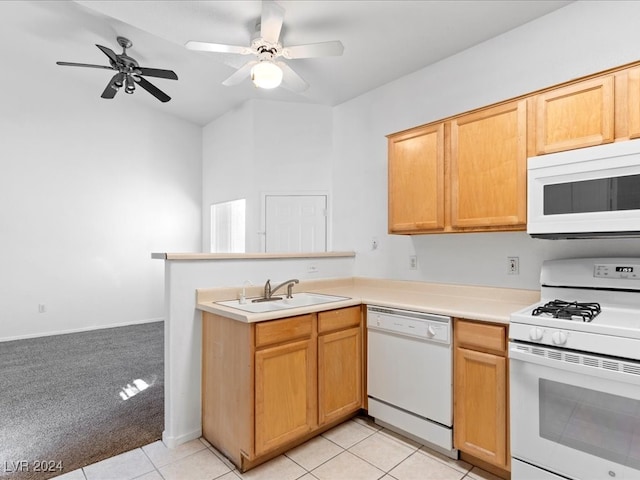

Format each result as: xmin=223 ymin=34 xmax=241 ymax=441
xmin=532 ymin=300 xmax=601 ymax=322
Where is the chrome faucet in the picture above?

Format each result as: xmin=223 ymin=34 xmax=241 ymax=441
xmin=260 ymin=278 xmax=299 ymax=300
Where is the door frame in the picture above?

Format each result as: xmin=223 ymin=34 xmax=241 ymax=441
xmin=259 ymin=191 xmax=331 ymax=253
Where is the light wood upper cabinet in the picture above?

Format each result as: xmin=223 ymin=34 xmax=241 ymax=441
xmin=454 ymin=319 xmax=509 ymax=472
xmin=532 ymin=75 xmax=615 ymax=154
xmin=627 ymin=67 xmax=640 ymax=139
xmin=386 ymin=61 xmax=640 ymax=236
xmin=450 ymin=100 xmax=527 ymax=229
xmin=388 ymin=123 xmax=445 ymax=233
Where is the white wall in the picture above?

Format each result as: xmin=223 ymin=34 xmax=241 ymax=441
xmin=202 ymin=99 xmax=333 ymax=252
xmin=0 ymin=3 xmax=202 ymax=340
xmin=333 ymin=0 xmax=640 ymax=290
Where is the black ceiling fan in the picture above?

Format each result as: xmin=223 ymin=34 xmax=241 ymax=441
xmin=56 ymin=36 xmax=178 ymax=103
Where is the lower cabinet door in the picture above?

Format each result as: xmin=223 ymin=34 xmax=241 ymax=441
xmin=318 ymin=327 xmax=362 ymax=426
xmin=454 ymin=346 xmax=508 ymax=468
xmin=254 ymin=338 xmax=317 ymax=455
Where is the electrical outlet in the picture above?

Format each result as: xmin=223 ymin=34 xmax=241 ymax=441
xmin=308 ymin=263 xmax=319 ymax=274
xmin=38 ymin=304 xmax=46 ymax=313
xmin=508 ymin=256 xmax=519 ymax=275
xmin=409 ymin=255 xmax=418 ymax=270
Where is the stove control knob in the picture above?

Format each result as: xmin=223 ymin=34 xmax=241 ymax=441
xmin=529 ymin=327 xmax=544 ymax=342
xmin=552 ymin=331 xmax=568 ymax=346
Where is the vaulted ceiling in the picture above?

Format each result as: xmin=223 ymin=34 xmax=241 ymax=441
xmin=5 ymin=1 xmax=573 ymax=126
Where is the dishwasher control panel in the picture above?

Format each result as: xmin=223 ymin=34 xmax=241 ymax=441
xmin=367 ymin=306 xmax=451 ymax=344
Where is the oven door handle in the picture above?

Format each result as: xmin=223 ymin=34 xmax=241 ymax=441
xmin=509 ymin=342 xmax=640 ymax=386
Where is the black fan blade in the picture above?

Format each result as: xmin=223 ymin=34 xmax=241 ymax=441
xmin=96 ymin=44 xmax=118 ymax=65
xmin=57 ymin=61 xmax=115 ymax=71
xmin=138 ymin=67 xmax=178 ymax=80
xmin=101 ymin=74 xmax=120 ymax=99
xmin=135 ymin=76 xmax=171 ymax=103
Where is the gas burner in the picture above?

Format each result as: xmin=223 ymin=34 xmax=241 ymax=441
xmin=532 ymin=299 xmax=601 ymax=322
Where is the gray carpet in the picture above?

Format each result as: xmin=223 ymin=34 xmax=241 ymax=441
xmin=0 ymin=322 xmax=164 ymax=480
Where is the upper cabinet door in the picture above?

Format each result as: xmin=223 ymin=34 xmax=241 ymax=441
xmin=534 ymin=76 xmax=614 ymax=154
xmin=450 ymin=100 xmax=527 ymax=229
xmin=387 ymin=123 xmax=445 ymax=233
xmin=627 ymin=67 xmax=640 ymax=139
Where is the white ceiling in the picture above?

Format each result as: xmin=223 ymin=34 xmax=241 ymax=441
xmin=8 ymin=0 xmax=573 ymax=126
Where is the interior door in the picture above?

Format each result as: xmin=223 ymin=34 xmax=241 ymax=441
xmin=264 ymin=195 xmax=327 ymax=253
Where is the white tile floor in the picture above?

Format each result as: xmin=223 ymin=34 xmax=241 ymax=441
xmin=56 ymin=417 xmax=503 ymax=480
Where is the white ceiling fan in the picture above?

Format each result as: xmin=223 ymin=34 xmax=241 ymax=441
xmin=185 ymin=0 xmax=344 ymax=92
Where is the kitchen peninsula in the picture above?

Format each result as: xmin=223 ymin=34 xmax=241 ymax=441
xmin=155 ymin=251 xmax=538 ymax=475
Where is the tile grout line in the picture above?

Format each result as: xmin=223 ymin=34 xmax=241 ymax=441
xmin=344 ymin=422 xmax=475 ymax=479
xmin=342 ymin=426 xmax=415 ymax=476
xmin=138 ymin=445 xmax=165 ymax=479
xmin=285 ymin=434 xmax=346 ymax=478
xmin=76 ymin=420 xmax=486 ymax=480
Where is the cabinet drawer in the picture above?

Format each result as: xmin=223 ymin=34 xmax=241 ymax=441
xmin=255 ymin=314 xmax=313 ymax=348
xmin=318 ymin=306 xmax=361 ymax=334
xmin=455 ymin=320 xmax=506 ymax=355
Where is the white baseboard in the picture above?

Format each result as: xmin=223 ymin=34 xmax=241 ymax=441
xmin=0 ymin=317 xmax=165 ymax=343
xmin=162 ymin=428 xmax=202 ymax=449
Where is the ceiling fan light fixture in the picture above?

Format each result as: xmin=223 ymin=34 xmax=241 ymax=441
xmin=125 ymin=74 xmax=135 ymax=94
xmin=251 ymin=61 xmax=282 ymax=89
xmin=114 ymin=72 xmax=125 ymax=88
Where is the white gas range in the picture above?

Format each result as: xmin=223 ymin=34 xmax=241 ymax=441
xmin=509 ymin=257 xmax=640 ymax=480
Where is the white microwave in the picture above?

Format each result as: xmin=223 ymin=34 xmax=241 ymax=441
xmin=528 ymin=139 xmax=640 ymax=239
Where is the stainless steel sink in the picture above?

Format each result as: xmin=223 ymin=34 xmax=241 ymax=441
xmin=215 ymin=292 xmax=350 ymax=313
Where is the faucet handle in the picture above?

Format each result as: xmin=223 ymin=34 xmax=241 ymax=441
xmin=286 ymin=282 xmax=295 ymax=298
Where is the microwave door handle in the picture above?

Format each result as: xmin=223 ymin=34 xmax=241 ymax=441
xmin=509 ymin=343 xmax=640 ymax=386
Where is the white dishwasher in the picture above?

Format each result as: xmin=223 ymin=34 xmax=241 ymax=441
xmin=367 ymin=305 xmax=457 ymax=458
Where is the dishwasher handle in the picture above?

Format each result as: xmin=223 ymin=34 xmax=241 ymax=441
xmin=367 ymin=307 xmax=451 ymax=344
xmin=367 ymin=306 xmax=450 ymax=323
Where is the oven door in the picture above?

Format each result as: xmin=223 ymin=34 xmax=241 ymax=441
xmin=509 ymin=341 xmax=640 ymax=480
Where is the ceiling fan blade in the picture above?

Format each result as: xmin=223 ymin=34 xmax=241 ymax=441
xmin=96 ymin=44 xmax=119 ymax=64
xmin=137 ymin=67 xmax=178 ymax=80
xmin=222 ymin=61 xmax=257 ymax=86
xmin=282 ymin=41 xmax=344 ymax=59
xmin=260 ymin=0 xmax=285 ymax=44
xmin=135 ymin=76 xmax=171 ymax=103
xmin=185 ymin=40 xmax=251 ymax=55
xmin=101 ymin=74 xmax=120 ymax=99
xmin=277 ymin=62 xmax=308 ymax=93
xmin=56 ymin=61 xmax=114 ymax=71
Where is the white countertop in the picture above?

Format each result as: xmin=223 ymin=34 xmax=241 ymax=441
xmin=196 ymin=277 xmax=540 ymax=324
